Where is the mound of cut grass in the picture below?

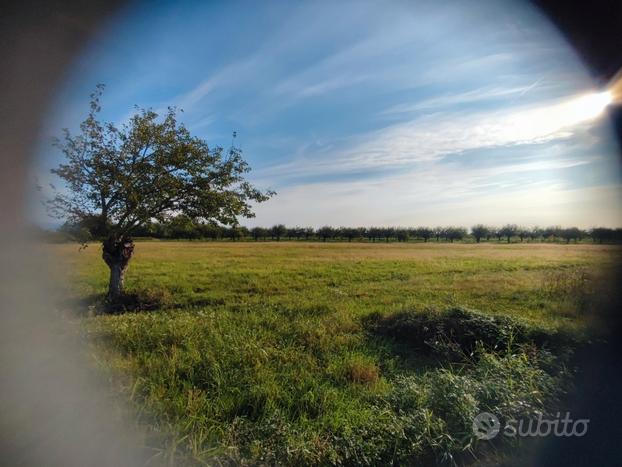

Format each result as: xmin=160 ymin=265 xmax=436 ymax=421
xmin=365 ymin=307 xmax=579 ymax=361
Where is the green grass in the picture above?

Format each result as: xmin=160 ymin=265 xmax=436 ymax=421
xmin=55 ymin=242 xmax=621 ymax=465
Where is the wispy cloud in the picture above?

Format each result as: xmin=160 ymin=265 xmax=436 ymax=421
xmin=256 ymin=91 xmax=608 ymax=181
xmin=172 ymin=54 xmax=265 ymax=112
xmin=176 ymin=79 xmax=216 ymax=111
xmin=380 ymin=83 xmax=546 ymax=115
xmin=273 ymin=73 xmax=373 ymax=99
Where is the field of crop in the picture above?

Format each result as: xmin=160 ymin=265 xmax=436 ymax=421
xmin=55 ymin=241 xmax=621 ymax=465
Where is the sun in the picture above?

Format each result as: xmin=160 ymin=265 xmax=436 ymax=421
xmin=499 ymin=89 xmax=613 ymax=144
xmin=563 ymin=91 xmax=613 ymax=123
xmin=540 ymin=90 xmax=613 ymax=130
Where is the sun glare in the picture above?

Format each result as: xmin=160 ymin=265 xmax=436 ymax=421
xmin=608 ymin=71 xmax=622 ymax=103
xmin=544 ymin=90 xmax=612 ymax=128
xmin=499 ymin=90 xmax=613 ymax=143
xmin=570 ymin=91 xmax=613 ymax=120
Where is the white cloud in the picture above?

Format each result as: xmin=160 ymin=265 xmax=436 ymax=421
xmin=172 ymin=54 xmax=264 ymax=112
xmin=255 ymin=91 xmax=611 ymax=181
xmin=177 ymin=79 xmax=215 ymax=111
xmin=380 ymin=83 xmax=547 ymax=115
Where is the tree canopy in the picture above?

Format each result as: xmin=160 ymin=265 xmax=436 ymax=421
xmin=48 ymin=85 xmax=274 ymax=241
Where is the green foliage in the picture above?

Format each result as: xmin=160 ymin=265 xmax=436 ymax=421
xmin=54 ymin=216 xmax=622 ymax=244
xmin=270 ymin=224 xmax=287 ymax=241
xmin=48 ymin=85 xmax=273 ymax=241
xmin=317 ymin=225 xmax=335 ymax=242
xmin=471 ymin=224 xmax=490 ymax=243
xmin=499 ymin=224 xmax=518 ymax=243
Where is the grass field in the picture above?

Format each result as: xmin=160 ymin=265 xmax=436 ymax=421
xmin=56 ymin=241 xmax=621 ymax=465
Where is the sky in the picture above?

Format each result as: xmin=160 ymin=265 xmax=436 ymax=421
xmin=33 ymin=0 xmax=622 ymax=228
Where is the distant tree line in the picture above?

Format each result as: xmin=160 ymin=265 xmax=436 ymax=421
xmin=44 ymin=215 xmax=622 ymax=244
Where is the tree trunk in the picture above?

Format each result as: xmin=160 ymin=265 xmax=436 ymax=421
xmin=102 ymin=236 xmax=134 ymax=301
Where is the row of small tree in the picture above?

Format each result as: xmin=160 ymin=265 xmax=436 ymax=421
xmin=244 ymin=224 xmax=619 ymax=243
xmin=58 ymin=216 xmax=622 ymax=244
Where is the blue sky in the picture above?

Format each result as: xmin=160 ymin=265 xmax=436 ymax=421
xmin=34 ymin=0 xmax=622 ymax=227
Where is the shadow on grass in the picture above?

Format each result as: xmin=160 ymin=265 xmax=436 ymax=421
xmin=62 ymin=287 xmax=234 ymax=315
xmin=362 ymin=306 xmax=582 ymax=364
xmin=364 ymin=334 xmax=444 ymax=376
xmin=60 ymin=288 xmax=175 ymax=316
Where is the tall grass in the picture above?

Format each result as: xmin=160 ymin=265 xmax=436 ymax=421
xmin=53 ymin=242 xmax=620 ymax=465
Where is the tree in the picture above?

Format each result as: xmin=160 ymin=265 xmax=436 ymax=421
xmin=168 ymin=214 xmax=197 ymax=239
xmin=542 ymin=226 xmax=561 ymax=241
xmin=517 ymin=227 xmax=530 ymax=243
xmin=48 ymin=85 xmax=274 ymax=301
xmin=415 ymin=227 xmax=433 ymax=242
xmin=383 ymin=227 xmax=396 ymax=242
xmin=499 ymin=224 xmax=518 ymax=243
xmin=226 ymin=224 xmax=248 ymax=241
xmin=271 ymin=224 xmax=287 ymax=241
xmin=433 ymin=227 xmax=444 ymax=242
xmin=317 ymin=226 xmax=334 ymax=242
xmin=445 ymin=226 xmax=466 ymax=243
xmin=529 ymin=227 xmax=541 ymax=242
xmin=590 ymin=227 xmax=612 ymax=244
xmin=59 ymin=218 xmax=94 ymax=244
xmin=367 ymin=227 xmax=382 ymax=242
xmin=250 ymin=226 xmax=267 ymax=241
xmin=291 ymin=226 xmax=306 ymax=240
xmin=560 ymin=227 xmax=583 ymax=243
xmin=471 ymin=224 xmax=489 ymax=243
xmin=396 ymin=228 xmax=409 ymax=242
xmin=286 ymin=226 xmax=299 ymax=240
xmin=340 ymin=227 xmax=358 ymax=242
xmin=199 ymin=223 xmax=223 ymax=241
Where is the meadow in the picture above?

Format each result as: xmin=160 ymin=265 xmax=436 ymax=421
xmin=56 ymin=241 xmax=621 ymax=465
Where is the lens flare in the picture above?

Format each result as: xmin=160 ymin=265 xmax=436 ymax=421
xmin=562 ymin=91 xmax=612 ymax=122
xmin=495 ymin=90 xmax=612 ymax=144
xmin=608 ymin=69 xmax=622 ymax=104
